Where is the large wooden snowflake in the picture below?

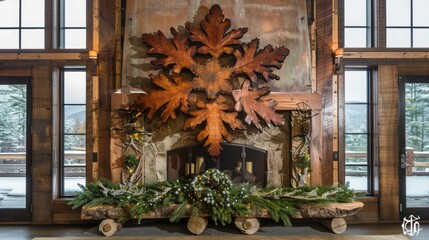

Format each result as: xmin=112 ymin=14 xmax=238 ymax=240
xmin=133 ymin=4 xmax=289 ymax=156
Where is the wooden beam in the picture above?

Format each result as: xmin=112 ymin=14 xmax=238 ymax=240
xmin=262 ymin=93 xmax=322 ymax=110
xmin=378 ymin=65 xmax=400 ymax=221
xmin=0 ymin=68 xmax=32 ymax=76
xmin=32 ymin=65 xmax=54 ymax=224
xmin=343 ymin=51 xmax=429 ymax=59
xmin=0 ymin=52 xmax=86 ymax=60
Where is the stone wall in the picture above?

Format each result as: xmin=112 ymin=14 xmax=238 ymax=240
xmin=142 ymin=112 xmax=291 ymax=186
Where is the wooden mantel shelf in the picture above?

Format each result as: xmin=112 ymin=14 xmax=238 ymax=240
xmin=113 ymin=91 xmax=322 ymax=111
xmin=262 ymin=92 xmax=322 ymax=111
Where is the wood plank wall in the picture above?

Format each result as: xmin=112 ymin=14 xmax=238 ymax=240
xmin=96 ymin=0 xmax=120 ymax=180
xmin=32 ymin=66 xmax=54 ymax=224
xmin=378 ymin=65 xmax=399 ymax=221
xmin=315 ymin=0 xmax=334 ymax=185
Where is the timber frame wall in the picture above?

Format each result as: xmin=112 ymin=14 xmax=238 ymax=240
xmin=0 ymin=0 xmax=121 ymax=223
xmin=336 ymin=0 xmax=429 ymax=222
xmin=1 ymin=0 xmax=427 ymax=224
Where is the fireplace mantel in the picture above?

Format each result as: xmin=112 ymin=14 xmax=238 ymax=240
xmin=112 ymin=91 xmax=322 ymax=112
xmin=110 ymin=91 xmax=323 ymax=185
xmin=262 ymin=92 xmax=322 ymax=111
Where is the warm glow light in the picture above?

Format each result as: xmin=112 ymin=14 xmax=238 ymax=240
xmin=335 ymin=48 xmax=344 ymax=57
xmin=89 ymin=50 xmax=98 ymax=59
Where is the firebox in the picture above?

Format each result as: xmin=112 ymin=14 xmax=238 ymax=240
xmin=167 ymin=143 xmax=267 ymax=185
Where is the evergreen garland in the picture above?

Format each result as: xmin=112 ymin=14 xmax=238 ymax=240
xmin=69 ymin=169 xmax=357 ymax=226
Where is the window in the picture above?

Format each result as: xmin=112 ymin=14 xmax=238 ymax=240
xmin=0 ymin=0 xmax=45 ymax=49
xmin=386 ymin=0 xmax=429 ymax=47
xmin=344 ymin=68 xmax=374 ymax=193
xmin=0 ymin=0 xmax=87 ymax=50
xmin=60 ymin=0 xmax=87 ymax=49
xmin=344 ymin=0 xmax=372 ymax=47
xmin=60 ymin=69 xmax=86 ymax=196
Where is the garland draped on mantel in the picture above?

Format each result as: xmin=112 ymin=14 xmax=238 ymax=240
xmin=70 ymin=169 xmax=357 ymax=226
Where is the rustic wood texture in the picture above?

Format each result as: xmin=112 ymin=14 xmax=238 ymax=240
xmin=378 ymin=65 xmax=399 ymax=221
xmin=346 ymin=197 xmax=379 ymax=222
xmin=234 ymin=217 xmax=260 ymax=235
xmin=315 ymin=0 xmax=334 ymax=185
xmin=53 ymin=200 xmax=83 ymax=223
xmin=122 ymin=0 xmax=312 ymax=93
xmin=343 ymin=51 xmax=429 ymax=59
xmin=89 ymin=74 xmax=99 ymax=183
xmin=263 ymin=93 xmax=322 ymax=110
xmin=0 ymin=68 xmax=32 ymax=76
xmin=397 ymin=64 xmax=429 ymax=75
xmin=310 ymin=111 xmax=322 ymax=185
xmin=98 ymin=0 xmax=120 ymax=180
xmin=318 ymin=217 xmax=347 ymax=234
xmin=0 ymin=53 xmax=85 ymax=60
xmin=87 ymin=0 xmax=99 ymax=184
xmin=134 ymin=4 xmax=289 ymax=156
xmin=32 ymin=66 xmax=54 ymax=224
xmin=187 ymin=216 xmax=208 ymax=235
xmin=81 ymin=201 xmax=364 ymax=221
xmin=99 ymin=219 xmax=122 ymax=237
xmin=337 ymin=72 xmax=346 ymax=186
xmin=109 ymin=94 xmax=128 ymax=183
xmin=81 ymin=205 xmax=126 ymax=220
xmin=294 ymin=201 xmax=364 ymax=219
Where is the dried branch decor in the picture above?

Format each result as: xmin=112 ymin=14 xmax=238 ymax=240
xmin=133 ymin=4 xmax=289 ymax=156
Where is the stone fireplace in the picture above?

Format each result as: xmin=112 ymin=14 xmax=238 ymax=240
xmin=111 ymin=1 xmax=322 ymax=187
xmin=140 ymin=112 xmax=291 ymax=187
xmin=166 ymin=143 xmax=268 ymax=185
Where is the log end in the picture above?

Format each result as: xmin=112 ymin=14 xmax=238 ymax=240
xmin=98 ymin=219 xmax=122 ymax=237
xmin=187 ymin=216 xmax=208 ymax=235
xmin=318 ymin=217 xmax=347 ymax=234
xmin=234 ymin=217 xmax=260 ymax=235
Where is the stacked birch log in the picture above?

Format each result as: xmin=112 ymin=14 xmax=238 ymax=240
xmin=82 ymin=201 xmax=363 ymax=237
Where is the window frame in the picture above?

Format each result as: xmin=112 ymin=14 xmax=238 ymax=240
xmin=385 ymin=0 xmax=429 ymax=48
xmin=0 ymin=0 xmax=47 ymax=50
xmin=59 ymin=67 xmax=87 ymax=197
xmin=342 ymin=67 xmax=376 ymax=195
xmin=340 ymin=0 xmax=375 ymax=48
xmin=58 ymin=0 xmax=88 ymax=49
xmin=0 ymin=0 xmax=91 ymax=51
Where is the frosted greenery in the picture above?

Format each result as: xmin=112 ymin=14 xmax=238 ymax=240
xmin=69 ymin=169 xmax=357 ymax=226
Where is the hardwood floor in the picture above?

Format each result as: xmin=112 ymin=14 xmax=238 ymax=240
xmin=0 ymin=221 xmax=427 ymax=240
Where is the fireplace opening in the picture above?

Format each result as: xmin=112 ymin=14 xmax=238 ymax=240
xmin=167 ymin=143 xmax=267 ymax=185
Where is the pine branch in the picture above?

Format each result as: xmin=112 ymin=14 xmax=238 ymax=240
xmin=169 ymin=201 xmax=188 ymax=222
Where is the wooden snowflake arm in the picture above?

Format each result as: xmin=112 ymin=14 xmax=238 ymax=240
xmin=233 ymin=81 xmax=285 ymax=130
xmin=192 ymin=59 xmax=234 ymax=99
xmin=142 ymin=28 xmax=197 ymax=74
xmin=133 ymin=73 xmax=194 ymax=122
xmin=186 ymin=4 xmax=248 ymax=58
xmin=233 ymin=39 xmax=290 ymax=84
xmin=184 ymin=101 xmax=244 ymax=156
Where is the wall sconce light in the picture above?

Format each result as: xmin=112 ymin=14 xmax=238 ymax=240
xmin=89 ymin=50 xmax=98 ymax=60
xmin=88 ymin=50 xmax=98 ymax=75
xmin=334 ymin=48 xmax=343 ymax=72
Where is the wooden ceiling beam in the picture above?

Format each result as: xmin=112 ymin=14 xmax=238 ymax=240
xmin=0 ymin=52 xmax=88 ymax=60
xmin=342 ymin=51 xmax=429 ymax=59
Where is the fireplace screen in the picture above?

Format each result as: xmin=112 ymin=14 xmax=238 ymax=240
xmin=167 ymin=143 xmax=267 ymax=185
